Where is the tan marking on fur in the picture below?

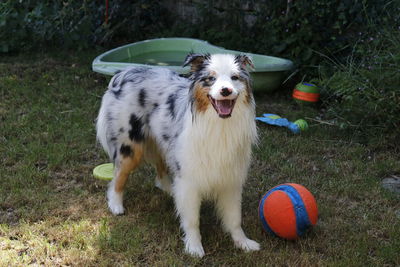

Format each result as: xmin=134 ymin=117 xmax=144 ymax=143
xmin=193 ymin=82 xmax=210 ymax=113
xmin=244 ymin=81 xmax=253 ymax=104
xmin=156 ymin=156 xmax=168 ymax=178
xmin=190 ymin=57 xmax=206 ymax=72
xmin=114 ymin=143 xmax=143 ymax=193
xmin=237 ymin=55 xmax=255 ymax=69
xmin=201 ymin=71 xmax=216 ymax=84
xmin=142 ymin=136 xmax=168 ymax=179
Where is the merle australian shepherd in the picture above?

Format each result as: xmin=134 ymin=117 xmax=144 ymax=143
xmin=96 ymin=53 xmax=260 ymax=257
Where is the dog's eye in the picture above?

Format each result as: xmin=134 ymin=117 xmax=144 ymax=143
xmin=208 ymin=76 xmax=216 ymax=82
xmin=231 ymin=75 xmax=239 ymax=81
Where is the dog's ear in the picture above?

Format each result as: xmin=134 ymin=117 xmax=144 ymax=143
xmin=235 ymin=54 xmax=254 ymax=70
xmin=183 ymin=53 xmax=210 ymax=72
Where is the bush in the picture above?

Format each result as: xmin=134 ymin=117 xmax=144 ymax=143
xmin=99 ymin=0 xmax=169 ymax=45
xmin=0 ymin=0 xmax=101 ymax=52
xmin=1 ymin=0 xmax=399 ymax=67
xmin=0 ymin=0 xmax=167 ymax=52
xmin=160 ymin=0 xmax=399 ymax=66
xmin=318 ymin=27 xmax=400 ymax=143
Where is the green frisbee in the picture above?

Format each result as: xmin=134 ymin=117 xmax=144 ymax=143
xmin=93 ymin=163 xmax=114 ymax=181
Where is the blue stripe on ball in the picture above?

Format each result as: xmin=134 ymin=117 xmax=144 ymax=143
xmin=259 ymin=190 xmax=277 ymax=237
xmin=277 ymin=185 xmax=312 ymax=236
xmin=260 ymin=184 xmax=312 ymax=237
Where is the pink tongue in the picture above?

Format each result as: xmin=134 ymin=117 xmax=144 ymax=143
xmin=215 ymin=100 xmax=233 ymax=115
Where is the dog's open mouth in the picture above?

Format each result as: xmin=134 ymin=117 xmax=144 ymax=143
xmin=208 ymin=96 xmax=237 ymax=118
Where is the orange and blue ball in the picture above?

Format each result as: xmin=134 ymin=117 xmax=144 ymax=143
xmin=259 ymin=183 xmax=318 ymax=240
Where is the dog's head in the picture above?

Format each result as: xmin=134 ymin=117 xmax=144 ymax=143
xmin=184 ymin=53 xmax=254 ymax=119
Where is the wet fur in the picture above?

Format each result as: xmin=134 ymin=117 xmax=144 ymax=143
xmin=96 ymin=53 xmax=260 ymax=257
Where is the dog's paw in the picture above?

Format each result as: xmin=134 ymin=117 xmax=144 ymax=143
xmin=108 ymin=201 xmax=125 ymax=215
xmin=234 ymin=238 xmax=260 ymax=252
xmin=184 ymin=238 xmax=205 ymax=258
xmin=107 ymin=189 xmax=125 ymax=215
xmin=185 ymin=243 xmax=205 ymax=258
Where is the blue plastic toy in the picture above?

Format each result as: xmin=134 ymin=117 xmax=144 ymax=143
xmin=255 ymin=114 xmax=308 ymax=134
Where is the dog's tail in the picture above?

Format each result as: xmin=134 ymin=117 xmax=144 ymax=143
xmin=96 ymin=88 xmax=116 ymax=161
xmin=96 ymin=70 xmax=129 ymax=162
xmin=96 ymin=103 xmax=112 ymax=161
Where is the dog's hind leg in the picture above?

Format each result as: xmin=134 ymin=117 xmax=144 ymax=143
xmin=143 ymin=139 xmax=172 ymax=195
xmin=107 ymin=143 xmax=143 ymax=215
xmin=154 ymin=156 xmax=172 ymax=195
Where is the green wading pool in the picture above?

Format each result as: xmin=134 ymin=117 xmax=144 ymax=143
xmin=92 ymin=38 xmax=294 ymax=92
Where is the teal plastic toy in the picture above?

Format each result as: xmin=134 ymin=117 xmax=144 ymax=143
xmin=255 ymin=114 xmax=308 ymax=134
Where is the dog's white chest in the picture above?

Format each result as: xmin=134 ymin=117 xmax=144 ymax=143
xmin=176 ymin=108 xmax=256 ymax=192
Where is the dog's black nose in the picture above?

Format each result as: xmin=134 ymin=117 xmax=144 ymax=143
xmin=221 ymin=87 xmax=232 ymax=97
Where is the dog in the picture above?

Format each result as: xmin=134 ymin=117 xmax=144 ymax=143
xmin=96 ymin=53 xmax=260 ymax=257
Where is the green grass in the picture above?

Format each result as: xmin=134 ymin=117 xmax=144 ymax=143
xmin=316 ymin=27 xmax=400 ymax=143
xmin=1 ymin=51 xmax=399 ymax=266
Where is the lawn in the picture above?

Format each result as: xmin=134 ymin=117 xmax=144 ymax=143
xmin=0 ymin=51 xmax=399 ymax=266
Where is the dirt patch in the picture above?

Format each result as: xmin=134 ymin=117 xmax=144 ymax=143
xmin=0 ymin=208 xmax=19 ymax=226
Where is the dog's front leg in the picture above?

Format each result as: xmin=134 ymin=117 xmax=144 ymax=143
xmin=216 ymin=184 xmax=260 ymax=252
xmin=173 ymin=179 xmax=205 ymax=258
